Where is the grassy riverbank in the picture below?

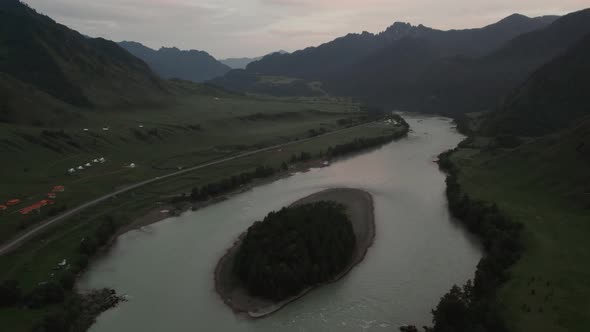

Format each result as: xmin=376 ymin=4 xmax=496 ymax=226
xmin=0 ymin=100 xmax=406 ymax=331
xmin=444 ymin=122 xmax=590 ymax=332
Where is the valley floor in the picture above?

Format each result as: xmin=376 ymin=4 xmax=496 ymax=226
xmin=0 ymin=93 xmax=403 ymax=331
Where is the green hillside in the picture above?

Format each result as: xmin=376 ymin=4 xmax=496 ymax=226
xmin=0 ymin=0 xmax=165 ymax=123
xmin=449 ymin=117 xmax=590 ymax=332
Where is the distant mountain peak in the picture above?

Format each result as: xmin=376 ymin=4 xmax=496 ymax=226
xmin=383 ymin=22 xmax=414 ymax=33
xmin=119 ymin=41 xmax=230 ymax=82
xmin=503 ymin=13 xmax=530 ymax=20
xmin=487 ymin=13 xmax=560 ymax=30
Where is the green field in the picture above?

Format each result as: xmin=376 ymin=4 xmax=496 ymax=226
xmin=450 ymin=125 xmax=590 ymax=332
xmin=0 ymin=89 xmax=365 ymax=242
xmin=0 ymin=89 xmax=403 ymax=331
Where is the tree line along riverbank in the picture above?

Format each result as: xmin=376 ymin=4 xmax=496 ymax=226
xmin=401 ymin=145 xmax=523 ymax=332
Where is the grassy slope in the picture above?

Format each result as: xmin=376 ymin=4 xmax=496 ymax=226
xmin=0 ymin=72 xmax=81 ymax=126
xmin=0 ymin=0 xmax=166 ymax=125
xmin=0 ymin=90 xmax=360 ymax=243
xmin=450 ymin=121 xmax=590 ymax=332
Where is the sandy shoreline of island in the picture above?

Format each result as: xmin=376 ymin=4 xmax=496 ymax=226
xmin=214 ymin=188 xmax=376 ymax=318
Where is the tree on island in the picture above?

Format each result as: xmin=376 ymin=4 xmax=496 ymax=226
xmin=233 ymin=201 xmax=356 ymax=301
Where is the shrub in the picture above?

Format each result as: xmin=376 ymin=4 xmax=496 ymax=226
xmin=0 ymin=280 xmax=22 ymax=306
xmin=26 ymin=281 xmax=65 ymax=308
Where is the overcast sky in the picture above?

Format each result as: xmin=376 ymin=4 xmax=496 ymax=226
xmin=25 ymin=0 xmax=588 ymax=59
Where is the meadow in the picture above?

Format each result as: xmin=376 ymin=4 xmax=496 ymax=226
xmin=450 ymin=125 xmax=590 ymax=332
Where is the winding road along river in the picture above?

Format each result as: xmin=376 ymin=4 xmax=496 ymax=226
xmin=79 ymin=115 xmax=482 ymax=331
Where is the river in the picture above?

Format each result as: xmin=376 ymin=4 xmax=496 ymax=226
xmin=79 ymin=115 xmax=482 ymax=331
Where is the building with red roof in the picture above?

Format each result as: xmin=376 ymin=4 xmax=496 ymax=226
xmin=6 ymin=199 xmax=21 ymax=206
xmin=52 ymin=186 xmax=65 ymax=193
xmin=0 ymin=205 xmax=7 ymax=211
xmin=20 ymin=207 xmax=34 ymax=215
xmin=19 ymin=200 xmax=55 ymax=215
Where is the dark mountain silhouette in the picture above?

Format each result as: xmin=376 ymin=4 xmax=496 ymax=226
xmin=219 ymin=9 xmax=590 ymax=118
xmin=221 ymin=50 xmax=288 ymax=69
xmin=482 ymin=32 xmax=590 ymax=136
xmin=119 ymin=41 xmax=231 ymax=82
xmin=241 ymin=13 xmax=557 ymax=81
xmin=0 ymin=0 xmax=165 ymax=111
xmin=409 ymin=8 xmax=590 ymax=115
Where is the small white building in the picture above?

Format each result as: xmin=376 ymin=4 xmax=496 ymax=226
xmin=99 ymin=157 xmax=106 ymax=163
xmin=102 ymin=127 xmax=109 ymax=131
xmin=77 ymin=166 xmax=84 ymax=170
xmin=85 ymin=163 xmax=92 ymax=167
xmin=68 ymin=168 xmax=76 ymax=174
xmin=129 ymin=163 xmax=136 ymax=169
xmin=83 ymin=128 xmax=89 ymax=132
xmin=139 ymin=125 xmax=144 ymax=128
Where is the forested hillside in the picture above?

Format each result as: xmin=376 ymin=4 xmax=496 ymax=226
xmin=481 ymin=33 xmax=590 ymax=136
xmin=409 ymin=8 xmax=590 ymax=115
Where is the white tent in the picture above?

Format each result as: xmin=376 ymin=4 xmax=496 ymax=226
xmin=68 ymin=168 xmax=76 ymax=173
xmin=85 ymin=163 xmax=92 ymax=167
xmin=77 ymin=166 xmax=84 ymax=170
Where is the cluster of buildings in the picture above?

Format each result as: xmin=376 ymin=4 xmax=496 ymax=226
xmin=0 ymin=199 xmax=21 ymax=211
xmin=68 ymin=157 xmax=106 ymax=174
xmin=1 ymin=186 xmax=65 ymax=216
xmin=18 ymin=186 xmax=65 ymax=215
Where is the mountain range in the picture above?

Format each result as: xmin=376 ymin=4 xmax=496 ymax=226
xmin=119 ymin=41 xmax=231 ymax=82
xmin=220 ymin=50 xmax=289 ymax=69
xmin=245 ymin=14 xmax=558 ymax=79
xmin=214 ymin=10 xmax=590 ymax=119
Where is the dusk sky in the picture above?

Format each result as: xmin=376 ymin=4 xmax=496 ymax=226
xmin=25 ymin=0 xmax=589 ymax=59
